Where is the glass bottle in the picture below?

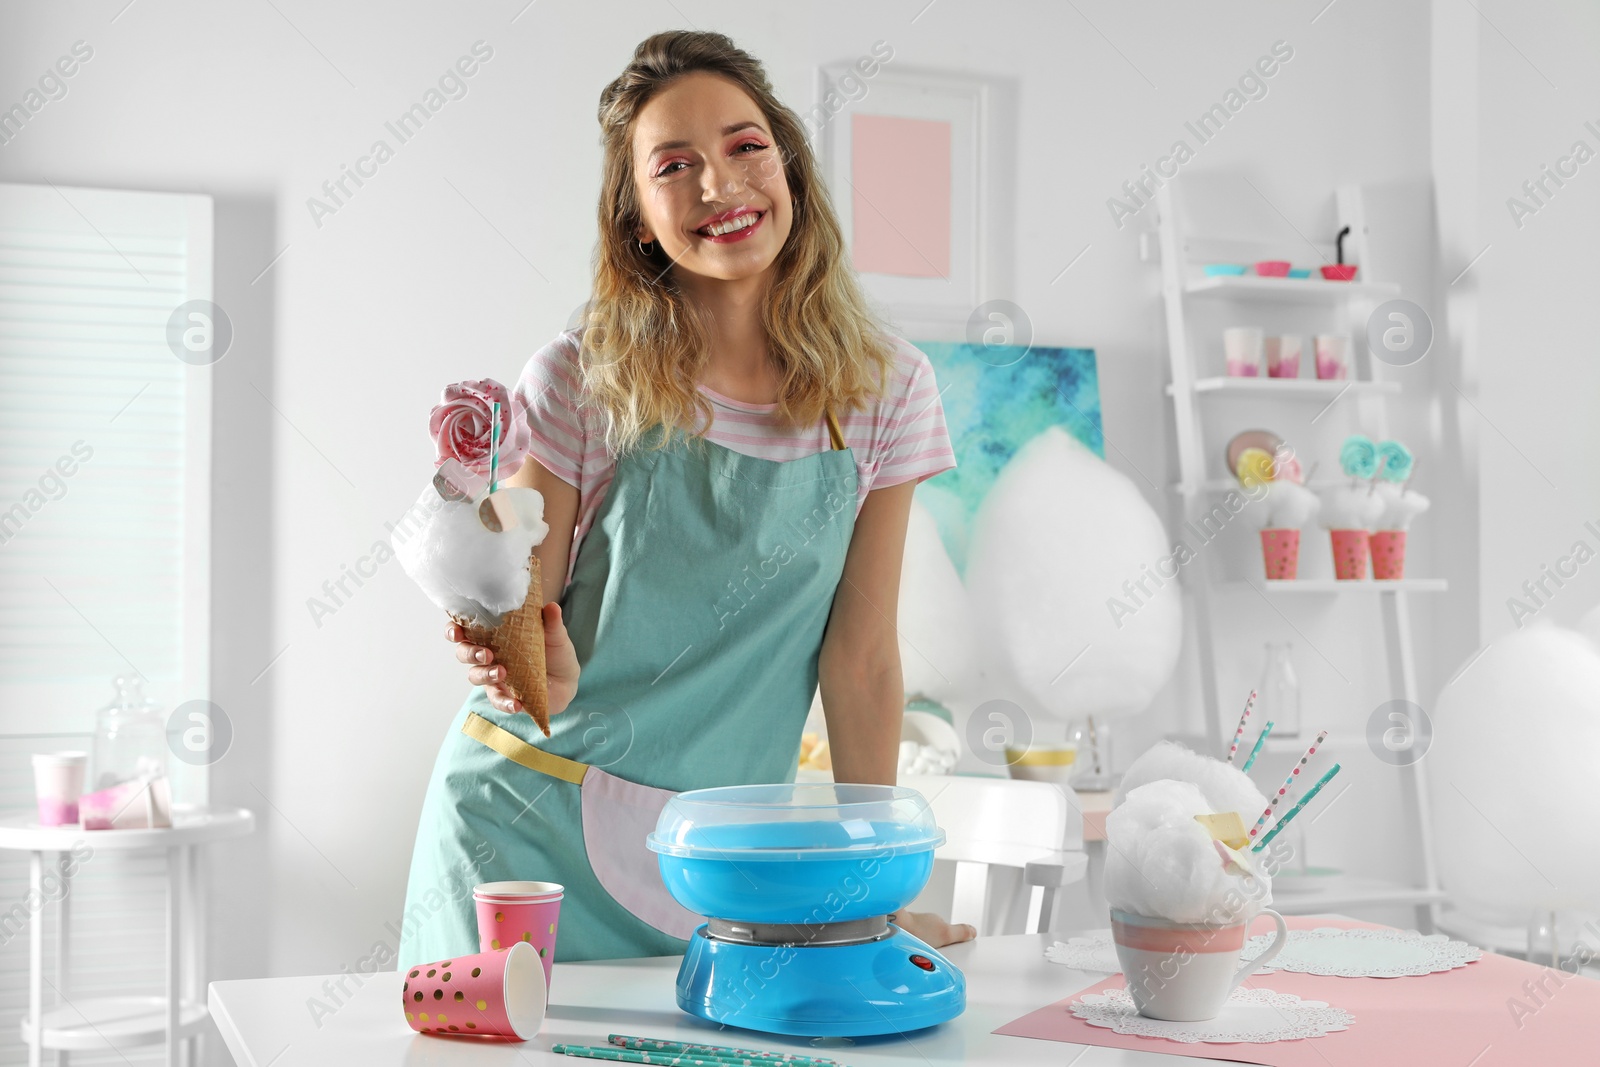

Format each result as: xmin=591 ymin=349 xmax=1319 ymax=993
xmin=1066 ymin=716 xmax=1114 ymax=791
xmin=1259 ymin=642 xmax=1301 ymax=738
xmin=89 ymin=675 xmax=170 ymax=791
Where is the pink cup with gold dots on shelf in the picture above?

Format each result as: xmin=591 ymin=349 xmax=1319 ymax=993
xmin=1259 ymin=528 xmax=1301 ymax=579
xmin=1370 ymin=530 xmax=1407 ymax=579
xmin=403 ymin=940 xmax=545 ymax=1039
xmin=474 ymin=881 xmax=562 ymax=992
xmin=1329 ymin=529 xmax=1372 ymax=579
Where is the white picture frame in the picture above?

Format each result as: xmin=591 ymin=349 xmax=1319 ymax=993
xmin=812 ymin=65 xmax=994 ymax=335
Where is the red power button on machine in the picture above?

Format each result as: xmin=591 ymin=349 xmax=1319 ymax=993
xmin=909 ymin=954 xmax=936 ymax=972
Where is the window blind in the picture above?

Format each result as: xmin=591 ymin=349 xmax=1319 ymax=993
xmin=0 ymin=182 xmax=211 ymax=738
xmin=0 ymin=183 xmax=212 ymax=1066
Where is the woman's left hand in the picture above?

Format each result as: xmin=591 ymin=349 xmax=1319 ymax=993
xmin=891 ymin=910 xmax=976 ymax=949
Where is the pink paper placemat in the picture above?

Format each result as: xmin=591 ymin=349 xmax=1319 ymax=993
xmin=996 ymin=916 xmax=1600 ymax=1066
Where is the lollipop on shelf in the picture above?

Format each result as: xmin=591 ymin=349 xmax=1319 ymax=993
xmin=1227 ymin=431 xmax=1317 ymax=579
xmin=396 ymin=379 xmax=554 ymax=733
xmin=1374 ymin=439 xmax=1413 ymax=483
xmin=1369 ymin=440 xmax=1429 ymax=579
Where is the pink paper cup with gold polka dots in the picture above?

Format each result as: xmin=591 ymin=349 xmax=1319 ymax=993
xmin=1370 ymin=529 xmax=1407 ymax=579
xmin=402 ymin=941 xmax=545 ymax=1039
xmin=1328 ymin=528 xmax=1371 ymax=580
xmin=474 ymin=881 xmax=562 ymax=991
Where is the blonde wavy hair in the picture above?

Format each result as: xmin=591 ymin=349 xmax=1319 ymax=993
xmin=581 ymin=30 xmax=894 ymax=454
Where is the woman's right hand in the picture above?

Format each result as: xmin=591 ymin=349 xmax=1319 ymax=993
xmin=449 ymin=601 xmax=580 ymax=718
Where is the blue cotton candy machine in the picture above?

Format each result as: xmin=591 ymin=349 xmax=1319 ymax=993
xmin=646 ymin=782 xmax=967 ymax=1037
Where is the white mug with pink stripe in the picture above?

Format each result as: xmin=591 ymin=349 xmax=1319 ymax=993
xmin=1110 ymin=907 xmax=1289 ymax=1021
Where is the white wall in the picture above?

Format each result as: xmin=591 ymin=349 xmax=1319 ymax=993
xmin=1466 ymin=3 xmax=1600 ymax=639
xmin=1 ymin=0 xmax=1511 ymax=992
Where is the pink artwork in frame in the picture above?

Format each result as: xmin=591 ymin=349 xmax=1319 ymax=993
xmin=849 ymin=113 xmax=951 ymax=278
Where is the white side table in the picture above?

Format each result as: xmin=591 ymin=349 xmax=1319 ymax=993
xmin=0 ymin=807 xmax=255 ymax=1067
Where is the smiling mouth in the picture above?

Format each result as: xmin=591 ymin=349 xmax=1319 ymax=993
xmin=695 ymin=210 xmax=764 ymax=238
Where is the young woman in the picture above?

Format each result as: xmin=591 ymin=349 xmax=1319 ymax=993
xmin=399 ymin=29 xmax=974 ymax=967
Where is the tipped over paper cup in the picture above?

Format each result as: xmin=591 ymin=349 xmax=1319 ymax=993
xmin=403 ymin=941 xmax=545 ymax=1040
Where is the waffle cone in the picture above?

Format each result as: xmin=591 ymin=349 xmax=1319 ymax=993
xmin=451 ymin=552 xmax=550 ymax=736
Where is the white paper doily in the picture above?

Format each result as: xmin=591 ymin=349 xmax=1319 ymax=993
xmin=1243 ymin=926 xmax=1482 ymax=978
xmin=1046 ymin=930 xmax=1279 ymax=974
xmin=1044 ymin=930 xmax=1120 ymax=972
xmin=1071 ymin=986 xmax=1352 ymax=1044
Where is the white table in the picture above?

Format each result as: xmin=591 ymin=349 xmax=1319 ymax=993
xmin=0 ymin=807 xmax=255 ymax=1067
xmin=210 ymin=931 xmax=1227 ymax=1065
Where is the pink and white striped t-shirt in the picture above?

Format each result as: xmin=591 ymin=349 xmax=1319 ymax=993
xmin=513 ymin=329 xmax=956 ymax=586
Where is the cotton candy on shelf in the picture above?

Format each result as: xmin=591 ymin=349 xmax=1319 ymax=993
xmin=1373 ymin=482 xmax=1431 ymax=530
xmin=1270 ymin=481 xmax=1321 ymax=528
xmin=395 ymin=483 xmax=549 ymax=629
xmin=1105 ymin=779 xmax=1274 ymax=924
xmin=1319 ymin=483 xmax=1386 ymax=529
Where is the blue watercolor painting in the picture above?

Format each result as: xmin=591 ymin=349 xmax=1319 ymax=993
xmin=911 ymin=342 xmax=1102 ymax=573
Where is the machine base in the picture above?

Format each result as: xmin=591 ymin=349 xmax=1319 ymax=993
xmin=674 ymin=922 xmax=967 ymax=1037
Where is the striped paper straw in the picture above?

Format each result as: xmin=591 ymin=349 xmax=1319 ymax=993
xmin=1248 ymin=729 xmax=1328 ymax=839
xmin=607 ymin=1037 xmax=841 ymax=1067
xmin=1225 ymin=690 xmax=1256 ymax=764
xmin=1253 ymin=762 xmax=1341 ymax=852
xmin=1240 ymin=720 xmax=1275 ymax=774
xmin=488 ymin=400 xmax=501 ymax=494
xmin=554 ymin=1044 xmax=757 ymax=1066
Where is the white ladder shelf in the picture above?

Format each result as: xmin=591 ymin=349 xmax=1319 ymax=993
xmin=1152 ymin=173 xmax=1444 ymax=930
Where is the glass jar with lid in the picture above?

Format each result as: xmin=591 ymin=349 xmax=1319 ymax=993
xmin=89 ymin=675 xmax=169 ymax=791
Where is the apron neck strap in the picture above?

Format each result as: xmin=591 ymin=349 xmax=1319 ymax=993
xmin=824 ymin=407 xmax=846 ymax=451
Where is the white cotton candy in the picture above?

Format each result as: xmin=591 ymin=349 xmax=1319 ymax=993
xmin=1432 ymin=620 xmax=1600 ymax=925
xmin=898 ymin=499 xmax=980 ymax=702
xmin=965 ymin=428 xmax=1182 ymax=725
xmin=1374 ymin=483 xmax=1431 ymax=530
xmin=1105 ymin=780 xmax=1274 ymax=923
xmin=1319 ymin=483 xmax=1386 ymax=529
xmin=1264 ymin=481 xmax=1321 ymax=528
xmin=1114 ymin=740 xmax=1268 ymax=824
xmin=394 ymin=483 xmax=550 ymax=629
xmin=897 ymin=739 xmax=956 ymax=777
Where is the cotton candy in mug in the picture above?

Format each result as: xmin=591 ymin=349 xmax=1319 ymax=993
xmin=1112 ymin=907 xmax=1289 ymax=1022
xmin=402 ymin=940 xmax=545 ymax=1039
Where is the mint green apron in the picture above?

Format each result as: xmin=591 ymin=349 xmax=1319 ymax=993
xmin=398 ymin=411 xmax=857 ymax=968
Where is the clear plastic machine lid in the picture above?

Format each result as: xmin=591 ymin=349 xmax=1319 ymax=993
xmin=646 ymin=782 xmax=945 ymax=861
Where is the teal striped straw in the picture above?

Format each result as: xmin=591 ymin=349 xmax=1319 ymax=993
xmin=488 ymin=400 xmax=500 ymax=494
xmin=607 ymin=1035 xmax=842 ymax=1067
xmin=1253 ymin=762 xmax=1341 ymax=852
xmin=1240 ymin=720 xmax=1275 ymax=774
xmin=554 ymin=1045 xmax=788 ymax=1067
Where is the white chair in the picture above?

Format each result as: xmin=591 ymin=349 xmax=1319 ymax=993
xmin=897 ymin=774 xmax=1088 ymax=937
